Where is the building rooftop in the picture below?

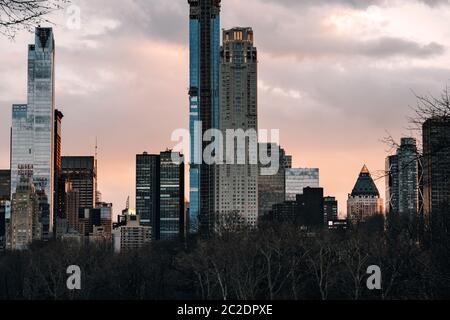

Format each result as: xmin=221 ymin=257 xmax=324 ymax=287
xmin=351 ymin=165 xmax=380 ymax=197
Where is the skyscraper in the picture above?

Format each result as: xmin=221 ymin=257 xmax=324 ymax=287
xmin=324 ymin=196 xmax=338 ymax=223
xmin=386 ymin=155 xmax=399 ymax=213
xmin=136 ymin=152 xmax=160 ymax=238
xmin=188 ymin=0 xmax=221 ymax=236
xmin=10 ymin=176 xmax=40 ymax=250
xmin=60 ymin=156 xmax=97 ymax=209
xmin=258 ymin=143 xmax=291 ymax=217
xmin=0 ymin=170 xmax=11 ymax=202
xmin=53 ymin=109 xmax=63 ymax=233
xmin=422 ymin=117 xmax=450 ymax=229
xmin=385 ymin=138 xmax=422 ymax=217
xmin=113 ymin=213 xmax=152 ymax=253
xmin=0 ymin=200 xmax=11 ymax=251
xmin=11 ymin=28 xmax=56 ymax=236
xmin=347 ymin=165 xmax=384 ymax=224
xmin=159 ymin=151 xmax=185 ymax=241
xmin=297 ymin=187 xmax=325 ymax=228
xmin=215 ymin=27 xmax=258 ymax=228
xmin=285 ymin=168 xmax=320 ymax=201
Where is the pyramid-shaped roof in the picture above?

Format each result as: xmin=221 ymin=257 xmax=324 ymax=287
xmin=351 ymin=165 xmax=380 ymax=197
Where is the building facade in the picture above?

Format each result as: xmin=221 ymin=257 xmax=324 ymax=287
xmin=385 ymin=138 xmax=422 ymax=218
xmin=285 ymin=168 xmax=320 ymax=201
xmin=113 ymin=214 xmax=151 ymax=253
xmin=324 ymin=196 xmax=338 ymax=223
xmin=60 ymin=156 xmax=97 ymax=209
xmin=135 ymin=152 xmax=160 ymax=238
xmin=10 ymin=177 xmax=41 ymax=250
xmin=53 ymin=109 xmax=63 ymax=234
xmin=422 ymin=117 xmax=450 ymax=230
xmin=215 ymin=27 xmax=258 ymax=229
xmin=258 ymin=143 xmax=291 ymax=217
xmin=188 ymin=0 xmax=221 ymax=236
xmin=159 ymin=151 xmax=185 ymax=241
xmin=11 ymin=28 xmax=56 ymax=238
xmin=347 ymin=165 xmax=384 ymax=224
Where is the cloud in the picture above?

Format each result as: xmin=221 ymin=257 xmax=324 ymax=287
xmin=259 ymin=0 xmax=450 ymax=8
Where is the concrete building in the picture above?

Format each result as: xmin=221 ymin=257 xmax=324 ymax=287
xmin=113 ymin=214 xmax=151 ymax=253
xmin=285 ymin=168 xmax=320 ymax=201
xmin=10 ymin=177 xmax=41 ymax=250
xmin=347 ymin=165 xmax=384 ymax=225
xmin=215 ymin=27 xmax=258 ymax=229
xmin=258 ymin=143 xmax=291 ymax=217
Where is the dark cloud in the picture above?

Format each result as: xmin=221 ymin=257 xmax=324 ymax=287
xmin=264 ymin=35 xmax=446 ymax=59
xmin=259 ymin=0 xmax=449 ymax=8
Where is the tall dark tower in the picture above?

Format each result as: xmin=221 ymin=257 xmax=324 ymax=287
xmin=422 ymin=117 xmax=450 ymax=233
xmin=53 ymin=109 xmax=63 ymax=236
xmin=188 ymin=0 xmax=221 ymax=237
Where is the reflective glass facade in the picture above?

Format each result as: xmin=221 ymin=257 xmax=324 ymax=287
xmin=11 ymin=27 xmax=55 ymax=239
xmin=135 ymin=152 xmax=160 ymax=239
xmin=160 ymin=151 xmax=185 ymax=241
xmin=188 ymin=0 xmax=221 ymax=235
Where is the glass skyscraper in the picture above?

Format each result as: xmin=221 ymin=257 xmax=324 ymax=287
xmin=136 ymin=152 xmax=160 ymax=239
xmin=188 ymin=0 xmax=221 ymax=236
xmin=160 ymin=151 xmax=185 ymax=241
xmin=11 ymin=28 xmax=55 ymax=239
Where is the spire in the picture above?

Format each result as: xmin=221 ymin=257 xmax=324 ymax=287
xmin=360 ymin=164 xmax=370 ymax=175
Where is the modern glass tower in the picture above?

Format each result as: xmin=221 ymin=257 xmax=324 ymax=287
xmin=422 ymin=117 xmax=450 ymax=228
xmin=11 ymin=28 xmax=55 ymax=239
xmin=385 ymin=138 xmax=422 ymax=216
xmin=188 ymin=0 xmax=221 ymax=236
xmin=136 ymin=152 xmax=160 ymax=239
xmin=160 ymin=151 xmax=185 ymax=241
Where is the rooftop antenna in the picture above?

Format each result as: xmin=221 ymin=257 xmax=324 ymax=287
xmin=126 ymin=196 xmax=130 ymax=210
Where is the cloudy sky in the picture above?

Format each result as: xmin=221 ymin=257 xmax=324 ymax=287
xmin=1 ymin=0 xmax=450 ymax=216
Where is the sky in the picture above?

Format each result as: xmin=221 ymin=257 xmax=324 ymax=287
xmin=1 ymin=0 xmax=450 ymax=217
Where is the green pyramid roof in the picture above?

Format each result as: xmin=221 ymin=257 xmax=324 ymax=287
xmin=351 ymin=165 xmax=380 ymax=197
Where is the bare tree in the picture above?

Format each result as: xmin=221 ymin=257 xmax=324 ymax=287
xmin=0 ymin=0 xmax=69 ymax=39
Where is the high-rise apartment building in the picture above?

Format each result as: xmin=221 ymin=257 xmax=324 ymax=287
xmin=0 ymin=201 xmax=11 ymax=251
xmin=53 ymin=109 xmax=63 ymax=233
xmin=10 ymin=27 xmax=56 ymax=237
xmin=215 ymin=27 xmax=258 ymax=228
xmin=422 ymin=117 xmax=450 ymax=229
xmin=324 ymin=196 xmax=338 ymax=223
xmin=188 ymin=0 xmax=221 ymax=237
xmin=113 ymin=214 xmax=151 ymax=253
xmin=136 ymin=152 xmax=160 ymax=237
xmin=60 ymin=156 xmax=97 ymax=209
xmin=285 ymin=168 xmax=320 ymax=201
xmin=0 ymin=170 xmax=11 ymax=201
xmin=297 ymin=187 xmax=324 ymax=228
xmin=347 ymin=165 xmax=384 ymax=224
xmin=10 ymin=177 xmax=41 ymax=250
xmin=160 ymin=151 xmax=185 ymax=241
xmin=135 ymin=151 xmax=185 ymax=240
xmin=385 ymin=138 xmax=422 ymax=217
xmin=258 ymin=143 xmax=291 ymax=217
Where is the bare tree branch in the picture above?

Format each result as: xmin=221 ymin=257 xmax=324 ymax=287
xmin=0 ymin=0 xmax=69 ymax=39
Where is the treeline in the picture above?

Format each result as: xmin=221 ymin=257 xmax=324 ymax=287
xmin=0 ymin=216 xmax=449 ymax=300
